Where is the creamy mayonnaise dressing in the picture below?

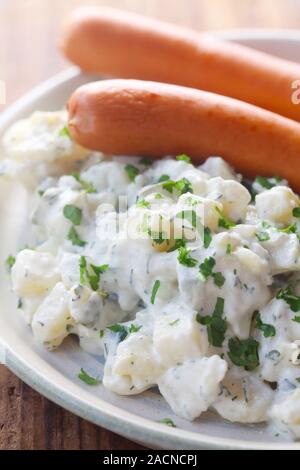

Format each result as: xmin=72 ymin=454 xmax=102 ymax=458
xmin=2 ymin=110 xmax=300 ymax=438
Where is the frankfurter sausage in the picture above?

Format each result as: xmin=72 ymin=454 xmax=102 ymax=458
xmin=68 ymin=79 xmax=300 ymax=190
xmin=61 ymin=7 xmax=300 ymax=122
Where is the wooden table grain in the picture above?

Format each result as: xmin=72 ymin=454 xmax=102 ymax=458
xmin=1 ymin=0 xmax=300 ymax=450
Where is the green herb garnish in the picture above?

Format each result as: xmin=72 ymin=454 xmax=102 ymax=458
xmin=79 ymin=256 xmax=87 ymax=285
xmin=162 ymin=177 xmax=193 ymax=196
xmin=198 ymin=256 xmax=225 ymax=287
xmin=136 ymin=199 xmax=150 ymax=209
xmin=158 ymin=418 xmax=176 ymax=428
xmin=59 ymin=126 xmax=71 ymax=138
xmin=215 ymin=207 xmax=236 ymax=229
xmin=255 ymin=176 xmax=282 ymax=190
xmin=78 ymin=368 xmax=100 ymax=385
xmin=107 ymin=323 xmax=141 ymax=342
xmin=71 ymin=173 xmax=97 ymax=194
xmin=254 ymin=311 xmax=276 ymax=338
xmin=293 ymin=207 xmax=300 ymax=218
xmin=226 ymin=244 xmax=232 ymax=255
xmin=213 ymin=271 xmax=225 ymax=287
xmin=63 ymin=204 xmax=82 ymax=226
xmin=177 ymin=246 xmax=197 ymax=267
xmin=176 ymin=154 xmax=191 ymax=163
xmin=107 ymin=324 xmax=128 ymax=342
xmin=198 ymin=256 xmax=215 ymax=281
xmin=68 ymin=227 xmax=86 ymax=247
xmin=79 ymin=257 xmax=108 ymax=291
xmin=128 ymin=324 xmax=142 ymax=334
xmin=158 ymin=174 xmax=170 ymax=183
xmin=151 ymin=280 xmax=161 ymax=304
xmin=256 ymin=232 xmax=270 ymax=242
xmin=125 ymin=164 xmax=139 ymax=182
xmin=139 ymin=158 xmax=152 ymax=166
xmin=204 ymin=226 xmax=212 ymax=248
xmin=279 ymin=223 xmax=297 ymax=234
xmin=196 ymin=297 xmax=227 ymax=347
xmin=6 ymin=255 xmax=16 ymax=271
xmin=228 ymin=337 xmax=260 ymax=371
xmin=276 ymin=287 xmax=300 ymax=312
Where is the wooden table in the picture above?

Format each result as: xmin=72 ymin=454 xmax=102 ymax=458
xmin=1 ymin=0 xmax=300 ymax=450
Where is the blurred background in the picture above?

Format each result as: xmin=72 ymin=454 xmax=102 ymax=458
xmin=2 ymin=0 xmax=300 ymax=104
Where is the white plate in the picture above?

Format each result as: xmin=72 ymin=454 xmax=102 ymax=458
xmin=1 ymin=30 xmax=300 ymax=450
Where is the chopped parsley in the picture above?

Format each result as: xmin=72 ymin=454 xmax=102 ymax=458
xmin=158 ymin=418 xmax=176 ymax=428
xmin=226 ymin=243 xmax=232 ymax=255
xmin=139 ymin=158 xmax=152 ymax=166
xmin=279 ymin=223 xmax=297 ymax=234
xmin=107 ymin=323 xmax=141 ymax=342
xmin=68 ymin=227 xmax=86 ymax=247
xmin=196 ymin=297 xmax=227 ymax=347
xmin=151 ymin=280 xmax=161 ymax=304
xmin=71 ymin=172 xmax=97 ymax=194
xmin=292 ymin=316 xmax=300 ymax=323
xmin=203 ymin=226 xmax=212 ymax=248
xmin=228 ymin=337 xmax=259 ymax=371
xmin=262 ymin=220 xmax=272 ymax=229
xmin=78 ymin=368 xmax=100 ymax=385
xmin=79 ymin=256 xmax=87 ymax=285
xmin=213 ymin=271 xmax=226 ymax=288
xmin=125 ymin=164 xmax=139 ymax=182
xmin=177 ymin=246 xmax=197 ymax=267
xmin=88 ymin=264 xmax=109 ymax=291
xmin=215 ymin=207 xmax=236 ymax=229
xmin=254 ymin=311 xmax=276 ymax=338
xmin=293 ymin=207 xmax=300 ymax=218
xmin=176 ymin=154 xmax=191 ymax=163
xmin=6 ymin=255 xmax=16 ymax=271
xmin=198 ymin=256 xmax=215 ymax=281
xmin=255 ymin=175 xmax=282 ymax=189
xmin=107 ymin=324 xmax=128 ymax=342
xmin=256 ymin=231 xmax=270 ymax=242
xmin=158 ymin=174 xmax=170 ymax=183
xmin=296 ymin=377 xmax=300 ymax=384
xmin=276 ymin=287 xmax=300 ymax=312
xmin=154 ymin=193 xmax=163 ymax=200
xmin=198 ymin=256 xmax=225 ymax=287
xmin=59 ymin=126 xmax=71 ymax=138
xmin=136 ymin=199 xmax=150 ymax=209
xmin=162 ymin=177 xmax=193 ymax=195
xmin=128 ymin=324 xmax=142 ymax=334
xmin=63 ymin=204 xmax=82 ymax=226
xmin=167 ymin=238 xmax=186 ymax=253
xmin=79 ymin=256 xmax=109 ymax=291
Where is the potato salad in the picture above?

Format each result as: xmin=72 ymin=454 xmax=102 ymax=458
xmin=3 ymin=110 xmax=300 ymax=439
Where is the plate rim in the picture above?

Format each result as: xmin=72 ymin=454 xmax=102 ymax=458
xmin=2 ymin=29 xmax=300 ymax=450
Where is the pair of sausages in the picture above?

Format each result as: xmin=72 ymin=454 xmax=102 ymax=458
xmin=62 ymin=7 xmax=300 ymax=190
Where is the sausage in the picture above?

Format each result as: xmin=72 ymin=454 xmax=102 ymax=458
xmin=61 ymin=6 xmax=300 ymax=122
xmin=68 ymin=79 xmax=300 ymax=191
